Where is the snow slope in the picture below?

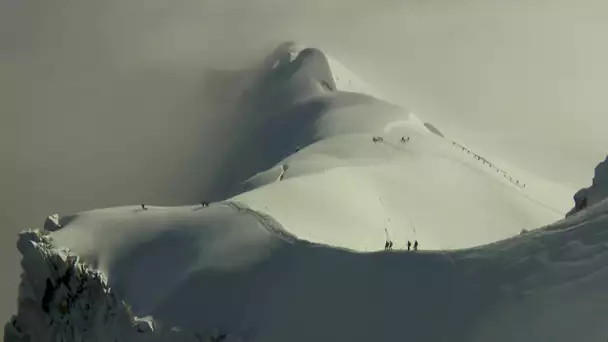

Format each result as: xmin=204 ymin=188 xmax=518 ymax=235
xmin=211 ymin=42 xmax=572 ymax=250
xmin=5 ymin=43 xmax=607 ymax=342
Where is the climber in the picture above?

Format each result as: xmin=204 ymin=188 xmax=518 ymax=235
xmin=201 ymin=201 xmax=209 ymax=208
xmin=388 ymin=241 xmax=394 ymax=250
xmin=141 ymin=204 xmax=147 ymax=210
xmin=414 ymin=240 xmax=419 ymax=251
xmin=384 ymin=241 xmax=390 ymax=250
xmin=407 ymin=240 xmax=412 ymax=251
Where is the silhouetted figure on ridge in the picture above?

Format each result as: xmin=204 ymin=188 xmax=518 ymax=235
xmin=388 ymin=241 xmax=393 ymax=250
xmin=201 ymin=201 xmax=209 ymax=208
xmin=414 ymin=240 xmax=419 ymax=251
xmin=407 ymin=241 xmax=412 ymax=251
xmin=384 ymin=241 xmax=389 ymax=251
xmin=141 ymin=204 xmax=147 ymax=210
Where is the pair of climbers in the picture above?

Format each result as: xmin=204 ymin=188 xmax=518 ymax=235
xmin=384 ymin=240 xmax=420 ymax=251
xmin=373 ymin=135 xmax=410 ymax=144
xmin=407 ymin=240 xmax=419 ymax=251
xmin=384 ymin=240 xmax=394 ymax=251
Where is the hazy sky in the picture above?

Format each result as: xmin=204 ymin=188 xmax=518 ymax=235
xmin=1 ymin=0 xmax=607 ymax=325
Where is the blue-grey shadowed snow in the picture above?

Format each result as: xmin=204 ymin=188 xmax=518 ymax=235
xmin=206 ymin=46 xmax=338 ymax=200
xmin=152 ymin=244 xmax=489 ymax=342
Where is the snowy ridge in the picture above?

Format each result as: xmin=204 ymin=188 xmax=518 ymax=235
xmin=5 ymin=197 xmax=608 ymax=342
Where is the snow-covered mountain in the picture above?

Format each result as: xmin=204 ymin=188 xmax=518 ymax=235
xmin=5 ymin=43 xmax=608 ymax=342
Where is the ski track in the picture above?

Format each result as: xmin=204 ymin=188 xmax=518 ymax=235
xmin=222 ymin=200 xmax=297 ymax=244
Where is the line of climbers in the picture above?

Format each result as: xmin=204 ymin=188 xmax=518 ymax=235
xmin=451 ymin=141 xmax=526 ymax=188
xmin=385 ymin=239 xmax=418 ymax=251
